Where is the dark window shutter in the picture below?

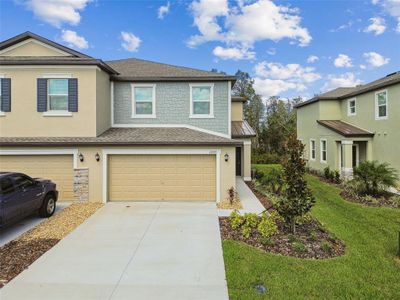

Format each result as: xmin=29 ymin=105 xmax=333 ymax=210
xmin=37 ymin=78 xmax=48 ymax=112
xmin=68 ymin=78 xmax=78 ymax=112
xmin=1 ymin=78 xmax=11 ymax=112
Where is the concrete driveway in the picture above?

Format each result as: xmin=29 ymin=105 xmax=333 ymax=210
xmin=1 ymin=202 xmax=228 ymax=300
xmin=0 ymin=202 xmax=71 ymax=247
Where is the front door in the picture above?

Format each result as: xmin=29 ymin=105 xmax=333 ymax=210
xmin=235 ymin=147 xmax=242 ymax=176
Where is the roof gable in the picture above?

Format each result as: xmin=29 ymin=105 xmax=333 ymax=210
xmin=0 ymin=38 xmax=72 ymax=57
xmin=0 ymin=32 xmax=91 ymax=58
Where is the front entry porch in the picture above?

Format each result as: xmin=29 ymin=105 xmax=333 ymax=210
xmin=338 ymin=140 xmax=372 ymax=179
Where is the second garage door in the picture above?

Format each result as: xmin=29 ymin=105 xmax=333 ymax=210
xmin=108 ymin=154 xmax=216 ymax=201
xmin=0 ymin=155 xmax=74 ymax=201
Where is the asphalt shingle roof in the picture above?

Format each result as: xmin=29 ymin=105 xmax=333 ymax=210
xmin=106 ymin=58 xmax=236 ymax=82
xmin=296 ymin=71 xmax=400 ymax=108
xmin=0 ymin=127 xmax=241 ymax=146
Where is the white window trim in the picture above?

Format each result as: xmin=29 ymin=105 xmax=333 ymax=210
xmin=375 ymin=89 xmax=388 ymax=120
xmin=347 ymin=98 xmax=356 ymax=116
xmin=320 ymin=139 xmax=327 ymax=163
xmin=310 ymin=139 xmax=316 ymax=161
xmin=131 ymin=83 xmax=156 ymax=118
xmin=42 ymin=111 xmax=72 ymax=117
xmin=189 ymin=83 xmax=214 ymax=119
xmin=102 ymin=148 xmax=221 ymax=203
xmin=46 ymin=78 xmax=69 ymax=115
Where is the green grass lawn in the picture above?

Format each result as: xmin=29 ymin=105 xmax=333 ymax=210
xmin=223 ymin=164 xmax=400 ymax=299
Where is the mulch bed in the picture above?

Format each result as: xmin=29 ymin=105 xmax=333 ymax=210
xmin=340 ymin=190 xmax=399 ymax=209
xmin=245 ymin=181 xmax=274 ymax=210
xmin=0 ymin=203 xmax=103 ymax=288
xmin=219 ymin=217 xmax=345 ymax=259
xmin=227 ymin=179 xmax=345 ymax=259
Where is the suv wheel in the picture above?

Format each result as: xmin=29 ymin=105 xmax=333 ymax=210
xmin=39 ymin=194 xmax=56 ymax=218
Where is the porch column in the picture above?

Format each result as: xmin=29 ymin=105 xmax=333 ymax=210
xmin=366 ymin=140 xmax=373 ymax=161
xmin=341 ymin=140 xmax=353 ymax=180
xmin=243 ymin=140 xmax=252 ymax=181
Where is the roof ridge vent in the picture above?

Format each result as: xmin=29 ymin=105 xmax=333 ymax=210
xmin=386 ymin=71 xmax=399 ymax=77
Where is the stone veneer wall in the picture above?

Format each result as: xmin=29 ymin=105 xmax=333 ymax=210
xmin=74 ymin=168 xmax=89 ymax=201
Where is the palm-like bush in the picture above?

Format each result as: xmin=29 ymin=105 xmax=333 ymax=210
xmin=353 ymin=161 xmax=399 ymax=196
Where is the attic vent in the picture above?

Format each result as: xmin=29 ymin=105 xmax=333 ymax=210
xmin=386 ymin=71 xmax=400 ymax=77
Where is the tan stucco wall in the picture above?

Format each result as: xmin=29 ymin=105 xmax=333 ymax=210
xmin=0 ymin=40 xmax=69 ymax=57
xmin=0 ymin=145 xmax=236 ymax=203
xmin=95 ymin=69 xmax=111 ymax=135
xmin=231 ymin=102 xmax=243 ymax=121
xmin=0 ymin=66 xmax=109 ymax=137
xmin=79 ymin=145 xmax=236 ymax=203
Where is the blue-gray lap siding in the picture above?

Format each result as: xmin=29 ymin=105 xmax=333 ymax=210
xmin=113 ymin=82 xmax=230 ymax=135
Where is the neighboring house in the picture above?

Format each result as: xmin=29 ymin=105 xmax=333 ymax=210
xmin=0 ymin=32 xmax=255 ymax=203
xmin=296 ymin=72 xmax=400 ymax=181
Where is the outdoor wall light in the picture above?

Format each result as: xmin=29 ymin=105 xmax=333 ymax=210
xmin=224 ymin=153 xmax=229 ymax=162
xmin=79 ymin=153 xmax=84 ymax=162
xmin=95 ymin=152 xmax=100 ymax=162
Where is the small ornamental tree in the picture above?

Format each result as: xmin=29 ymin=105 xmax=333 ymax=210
xmin=277 ymin=134 xmax=315 ymax=233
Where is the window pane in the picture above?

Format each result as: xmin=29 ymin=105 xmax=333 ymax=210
xmin=322 ymin=151 xmax=327 ymax=161
xmin=377 ymin=92 xmax=386 ymax=105
xmin=193 ymin=102 xmax=210 ymax=114
xmin=136 ymin=102 xmax=153 ymax=114
xmin=135 ymin=87 xmax=153 ymax=102
xmin=350 ymin=107 xmax=355 ymax=114
xmin=49 ymin=79 xmax=68 ymax=94
xmin=192 ymin=87 xmax=211 ymax=101
xmin=49 ymin=95 xmax=68 ymax=110
xmin=379 ymin=105 xmax=387 ymax=117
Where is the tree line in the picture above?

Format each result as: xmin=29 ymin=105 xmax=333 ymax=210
xmin=232 ymin=70 xmax=301 ymax=163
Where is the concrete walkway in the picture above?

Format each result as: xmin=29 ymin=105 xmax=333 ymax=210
xmin=218 ymin=177 xmax=266 ymax=216
xmin=0 ymin=202 xmax=71 ymax=247
xmin=1 ymin=202 xmax=228 ymax=300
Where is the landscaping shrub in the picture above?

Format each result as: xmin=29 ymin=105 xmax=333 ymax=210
xmin=257 ymin=212 xmax=279 ymax=238
xmin=260 ymin=167 xmax=284 ymax=195
xmin=353 ymin=160 xmax=399 ymax=196
xmin=244 ymin=213 xmax=258 ymax=228
xmin=252 ymin=152 xmax=282 ymax=164
xmin=292 ymin=242 xmax=307 ymax=252
xmin=277 ymin=134 xmax=315 ymax=233
xmin=323 ymin=166 xmax=341 ymax=184
xmin=227 ymin=186 xmax=238 ymax=205
xmin=321 ymin=241 xmax=332 ymax=253
xmin=229 ymin=210 xmax=243 ymax=229
xmin=253 ymin=169 xmax=265 ymax=180
xmin=324 ymin=167 xmax=333 ymax=181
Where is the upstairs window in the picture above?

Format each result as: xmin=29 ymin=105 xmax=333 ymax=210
xmin=310 ymin=139 xmax=316 ymax=160
xmin=375 ymin=90 xmax=388 ymax=120
xmin=48 ymin=79 xmax=68 ymax=111
xmin=190 ymin=84 xmax=214 ymax=118
xmin=320 ymin=139 xmax=327 ymax=163
xmin=347 ymin=98 xmax=356 ymax=116
xmin=132 ymin=84 xmax=156 ymax=118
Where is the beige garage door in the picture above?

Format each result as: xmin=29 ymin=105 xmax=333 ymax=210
xmin=0 ymin=155 xmax=74 ymax=201
xmin=109 ymin=155 xmax=216 ymax=201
